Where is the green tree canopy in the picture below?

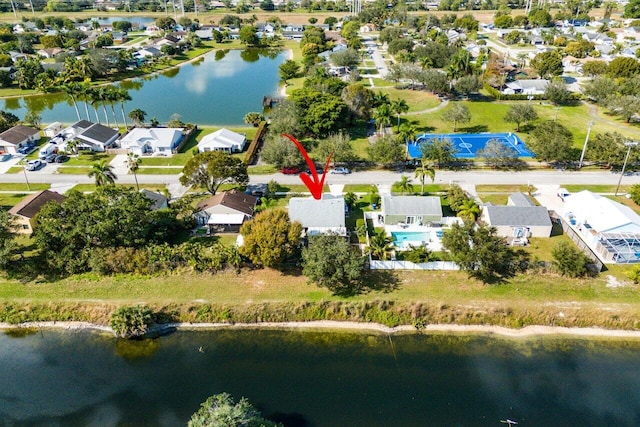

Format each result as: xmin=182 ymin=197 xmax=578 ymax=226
xmin=420 ymin=137 xmax=456 ymax=168
xmin=278 ymin=59 xmax=300 ymax=83
xmin=551 ymin=241 xmax=592 ymax=277
xmin=260 ymin=134 xmax=305 ymax=168
xmin=180 ymin=151 xmax=248 ymax=195
xmin=239 ymin=25 xmax=260 ymax=46
xmin=189 ymin=393 xmax=282 ymax=427
xmin=544 ymin=79 xmax=573 ymax=106
xmin=442 ymin=220 xmax=516 ymax=283
xmin=530 ymin=50 xmax=563 ymax=79
xmin=442 ymin=103 xmax=471 ymax=132
xmin=503 ymin=104 xmax=538 ymax=131
xmin=239 ymin=209 xmax=302 ymax=268
xmin=529 ymin=120 xmax=574 ymax=163
xmin=0 ymin=209 xmax=17 ymax=271
xmin=606 ymin=57 xmax=640 ymax=78
xmin=302 ymin=234 xmax=366 ymax=296
xmin=367 ymin=135 xmax=406 ymax=166
xmin=583 ymin=76 xmax=618 ymax=104
xmin=33 ymin=187 xmax=179 ymax=274
xmin=110 ymin=305 xmax=155 ymax=339
xmin=478 ymin=139 xmax=520 ymax=169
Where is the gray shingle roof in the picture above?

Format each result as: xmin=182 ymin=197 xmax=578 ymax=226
xmin=382 ymin=195 xmax=442 ymax=217
xmin=0 ymin=125 xmax=39 ymax=145
xmin=508 ymin=192 xmax=536 ymax=207
xmin=485 ymin=206 xmax=551 ymax=227
xmin=79 ymin=123 xmax=119 ymax=143
xmin=288 ymin=196 xmax=345 ymax=228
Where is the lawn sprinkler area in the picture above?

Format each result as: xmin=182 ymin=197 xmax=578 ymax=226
xmin=407 ymin=132 xmax=534 ymax=159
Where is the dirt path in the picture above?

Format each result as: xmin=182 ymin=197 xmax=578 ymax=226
xmin=586 ymin=102 xmax=640 ymax=138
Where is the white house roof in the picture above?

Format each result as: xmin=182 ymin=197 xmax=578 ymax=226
xmin=564 ymin=190 xmax=640 ymax=234
xmin=207 ymin=213 xmax=246 ymax=225
xmin=382 ymin=195 xmax=443 ymax=218
xmin=288 ymin=195 xmax=346 ymax=235
xmin=120 ymin=128 xmax=183 ymax=150
xmin=198 ymin=128 xmax=246 ymax=151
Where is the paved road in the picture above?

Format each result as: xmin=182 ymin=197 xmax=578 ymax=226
xmin=5 ymin=169 xmax=640 ymax=188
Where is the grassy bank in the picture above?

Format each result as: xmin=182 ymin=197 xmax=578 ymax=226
xmin=1 ymin=268 xmax=639 ymax=330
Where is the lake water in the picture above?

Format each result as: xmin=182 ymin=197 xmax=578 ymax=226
xmin=0 ymin=49 xmax=285 ymax=126
xmin=2 ymin=328 xmax=640 ymax=426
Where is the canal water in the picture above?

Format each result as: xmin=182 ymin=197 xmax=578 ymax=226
xmin=2 ymin=329 xmax=640 ymax=426
xmin=1 ymin=49 xmax=285 ymax=126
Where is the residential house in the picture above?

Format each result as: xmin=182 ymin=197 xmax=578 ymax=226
xmin=288 ymin=195 xmax=347 ymax=236
xmin=119 ymin=127 xmax=184 ymax=155
xmin=380 ymin=195 xmax=443 ymax=226
xmin=43 ymin=122 xmax=64 ymax=138
xmin=9 ymin=190 xmax=66 ymax=234
xmin=564 ymin=190 xmax=640 ymax=263
xmin=195 ymin=27 xmax=214 ymax=40
xmin=481 ymin=192 xmax=552 ymax=242
xmin=56 ymin=120 xmax=119 ymax=152
xmin=502 ymin=79 xmax=549 ymax=95
xmin=359 ymin=23 xmax=377 ymax=33
xmin=194 ymin=191 xmax=258 ymax=232
xmin=140 ymin=189 xmax=169 ymax=210
xmin=136 ymin=46 xmax=161 ymax=59
xmin=0 ymin=126 xmax=41 ymax=155
xmin=197 ymin=128 xmax=246 ymax=153
xmin=36 ymin=48 xmax=64 ymax=59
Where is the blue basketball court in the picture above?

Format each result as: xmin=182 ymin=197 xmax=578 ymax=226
xmin=407 ymin=132 xmax=534 ymax=159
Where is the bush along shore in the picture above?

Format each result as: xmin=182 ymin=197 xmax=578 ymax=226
xmin=1 ymin=300 xmax=640 ymax=335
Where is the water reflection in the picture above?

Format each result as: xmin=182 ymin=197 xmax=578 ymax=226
xmin=1 ymin=330 xmax=640 ymax=426
xmin=0 ymin=49 xmax=285 ymax=126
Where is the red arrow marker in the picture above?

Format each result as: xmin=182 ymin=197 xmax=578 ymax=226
xmin=282 ymin=133 xmax=332 ymax=200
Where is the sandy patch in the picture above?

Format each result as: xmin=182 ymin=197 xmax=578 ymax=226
xmin=606 ymin=275 xmax=628 ymax=288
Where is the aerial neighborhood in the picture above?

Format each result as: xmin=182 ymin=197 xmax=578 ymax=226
xmin=2 ymin=0 xmax=640 ymax=423
xmin=0 ymin=0 xmax=639 ymax=303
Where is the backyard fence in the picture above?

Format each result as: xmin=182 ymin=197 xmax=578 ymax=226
xmin=369 ymin=260 xmax=459 ymax=270
xmin=549 ymin=210 xmax=604 ymax=272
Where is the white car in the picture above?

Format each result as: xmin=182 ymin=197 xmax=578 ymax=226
xmin=330 ymin=167 xmax=351 ymax=175
xmin=26 ymin=159 xmax=44 ymax=171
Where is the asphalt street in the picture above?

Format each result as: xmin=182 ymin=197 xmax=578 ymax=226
xmin=4 ymin=169 xmax=640 ymax=188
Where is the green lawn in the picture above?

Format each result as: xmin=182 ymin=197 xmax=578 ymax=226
xmin=476 ymin=185 xmax=532 ymax=193
xmin=562 ymin=184 xmax=631 ymax=193
xmin=65 ymin=153 xmax=114 ymax=166
xmin=70 ymin=183 xmax=168 ymax=193
xmin=56 ymin=166 xmax=93 ymax=175
xmin=478 ymin=194 xmax=509 ymax=205
xmin=374 ymin=87 xmax=440 ymax=113
xmin=0 ymin=183 xmax=50 ymax=191
xmin=248 ymin=165 xmax=278 ymax=175
xmin=0 ymin=193 xmax=28 ymax=209
xmin=135 ymin=167 xmax=182 ymax=175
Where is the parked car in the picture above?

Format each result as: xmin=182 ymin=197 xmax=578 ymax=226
xmin=0 ymin=153 xmax=11 ymax=162
xmin=54 ymin=154 xmax=70 ymax=163
xmin=17 ymin=143 xmax=35 ymax=155
xmin=305 ymin=165 xmax=325 ymax=175
xmin=330 ymin=167 xmax=351 ymax=175
xmin=281 ymin=167 xmax=300 ymax=175
xmin=26 ymin=159 xmax=43 ymax=171
xmin=45 ymin=153 xmax=58 ymax=163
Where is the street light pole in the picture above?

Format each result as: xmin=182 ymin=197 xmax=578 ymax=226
xmin=615 ymin=141 xmax=638 ymax=196
xmin=578 ymin=120 xmax=594 ymax=169
xmin=20 ymin=160 xmax=30 ymax=191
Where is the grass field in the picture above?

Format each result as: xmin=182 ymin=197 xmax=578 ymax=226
xmin=562 ymin=184 xmax=631 ymax=193
xmin=0 ymin=193 xmax=27 ymax=209
xmin=70 ymin=183 xmax=167 ymax=193
xmin=0 ymin=183 xmax=50 ymax=191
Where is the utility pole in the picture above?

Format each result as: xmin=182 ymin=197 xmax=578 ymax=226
xmin=615 ymin=141 xmax=638 ymax=196
xmin=21 ymin=160 xmax=31 ymax=191
xmin=578 ymin=120 xmax=594 ymax=169
xmin=9 ymin=0 xmax=17 ymax=18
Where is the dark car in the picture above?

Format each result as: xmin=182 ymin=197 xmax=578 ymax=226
xmin=17 ymin=143 xmax=35 ymax=155
xmin=54 ymin=154 xmax=70 ymax=163
xmin=281 ymin=167 xmax=300 ymax=175
xmin=45 ymin=153 xmax=58 ymax=163
xmin=305 ymin=165 xmax=325 ymax=175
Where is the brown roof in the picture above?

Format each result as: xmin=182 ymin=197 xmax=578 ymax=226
xmin=0 ymin=126 xmax=40 ymax=145
xmin=196 ymin=191 xmax=257 ymax=216
xmin=9 ymin=190 xmax=66 ymax=219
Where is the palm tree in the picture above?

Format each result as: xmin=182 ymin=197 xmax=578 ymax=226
xmin=391 ymin=98 xmax=409 ymax=128
xmin=456 ymin=199 xmax=481 ymax=221
xmin=88 ymin=160 xmax=117 ymax=186
xmin=104 ymin=87 xmax=120 ymax=128
xmin=129 ymin=109 xmax=146 ymax=127
xmin=367 ymin=230 xmax=395 ymax=261
xmin=79 ymin=83 xmax=92 ymax=121
xmin=397 ymin=123 xmax=417 ymax=144
xmin=97 ymin=87 xmax=111 ymax=126
xmin=414 ymin=159 xmax=435 ymax=194
xmin=63 ymin=82 xmax=83 ymax=121
xmin=394 ymin=175 xmax=414 ymax=195
xmin=66 ymin=138 xmax=80 ymax=155
xmin=118 ymin=88 xmax=131 ymax=129
xmin=126 ymin=152 xmax=141 ymax=190
xmin=374 ymin=104 xmax=393 ymax=135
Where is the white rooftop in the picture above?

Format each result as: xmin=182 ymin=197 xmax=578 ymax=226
xmin=564 ymin=190 xmax=640 ymax=234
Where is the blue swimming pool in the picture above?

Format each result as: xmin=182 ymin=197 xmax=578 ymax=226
xmin=391 ymin=231 xmax=431 ymax=246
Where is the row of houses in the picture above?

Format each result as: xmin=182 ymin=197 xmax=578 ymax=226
xmin=0 ymin=121 xmax=248 ymax=157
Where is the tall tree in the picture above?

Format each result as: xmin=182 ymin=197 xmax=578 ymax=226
xmin=529 ymin=120 xmax=573 ymax=163
xmin=367 ymin=229 xmax=395 ymax=261
xmin=442 ymin=103 xmax=471 ymax=132
xmin=456 ymin=199 xmax=481 ymax=221
xmin=420 ymin=137 xmax=456 ymax=168
xmin=442 ymin=220 xmax=516 ymax=283
xmin=0 ymin=209 xmax=17 ymax=271
xmin=530 ymin=50 xmax=563 ymax=79
xmin=239 ymin=209 xmax=302 ymax=269
xmin=503 ymin=104 xmax=538 ymax=131
xmin=374 ymin=103 xmax=393 ymax=134
xmin=391 ymin=98 xmax=409 ymax=128
xmin=88 ymin=160 xmax=117 ymax=186
xmin=394 ymin=175 xmax=414 ymax=195
xmin=129 ymin=109 xmax=147 ymax=126
xmin=126 ymin=153 xmax=141 ymax=191
xmin=552 ymin=241 xmax=591 ymax=277
xmin=278 ymin=59 xmax=300 ymax=84
xmin=302 ymin=234 xmax=366 ymax=296
xmin=414 ymin=159 xmax=435 ymax=194
xmin=180 ymin=151 xmax=248 ymax=195
xmin=367 ymin=135 xmax=406 ymax=166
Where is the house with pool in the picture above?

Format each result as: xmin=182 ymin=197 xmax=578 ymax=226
xmin=376 ymin=195 xmax=446 ymax=251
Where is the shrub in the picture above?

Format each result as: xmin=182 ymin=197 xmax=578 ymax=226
xmin=110 ymin=305 xmax=155 ymax=338
xmin=551 ymin=241 xmax=592 ymax=277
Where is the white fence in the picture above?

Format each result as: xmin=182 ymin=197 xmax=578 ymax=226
xmin=369 ymin=260 xmax=459 ymax=270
